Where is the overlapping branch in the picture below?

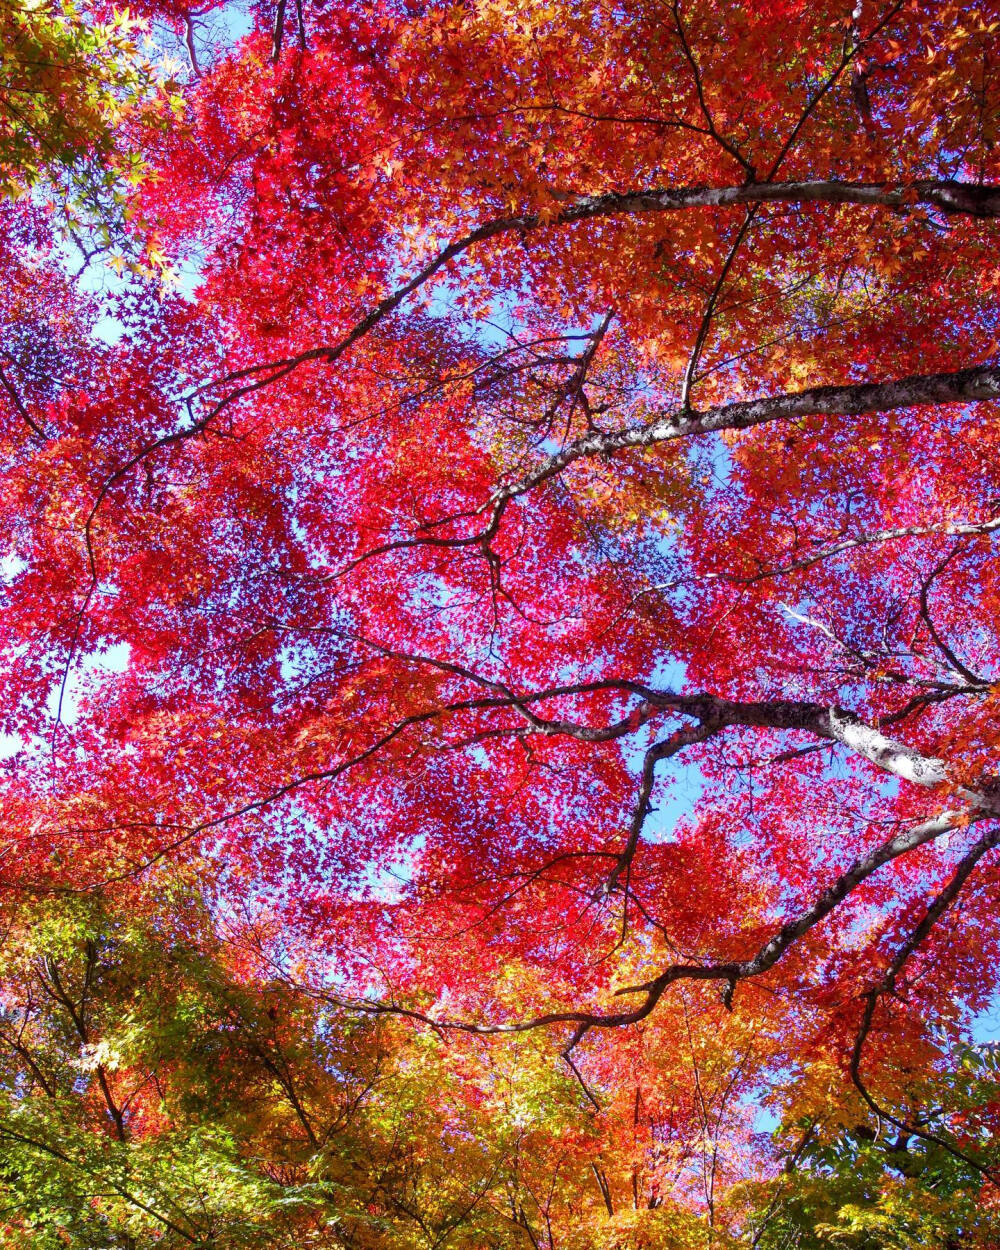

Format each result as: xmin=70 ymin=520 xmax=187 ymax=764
xmin=191 ymin=177 xmax=1000 ymax=420
xmin=337 ymin=809 xmax=975 ymax=1050
xmin=75 ymin=653 xmax=1000 ymax=1045
xmin=328 ymin=364 xmax=1000 ymax=582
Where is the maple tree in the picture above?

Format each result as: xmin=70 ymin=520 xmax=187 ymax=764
xmin=2 ymin=0 xmax=1000 ymax=1242
xmin=0 ymin=0 xmax=181 ymax=267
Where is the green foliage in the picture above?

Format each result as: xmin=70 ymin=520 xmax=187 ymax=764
xmin=744 ymin=1074 xmax=1000 ymax=1250
xmin=0 ymin=882 xmax=609 ymax=1248
xmin=0 ymin=0 xmax=180 ymax=266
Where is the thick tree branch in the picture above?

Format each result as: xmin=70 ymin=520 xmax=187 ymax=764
xmin=330 ymin=364 xmax=1000 ymax=580
xmin=64 ymin=206 xmax=1000 ymax=726
xmin=329 ymin=809 xmax=973 ymax=1044
xmin=742 ymin=516 xmax=1000 ymax=581
xmin=79 ymin=679 xmax=1000 ymax=895
xmin=491 ymin=365 xmax=1000 ymax=503
xmin=195 ymin=179 xmax=1000 ymax=412
xmin=90 ymin=683 xmax=1000 ymax=1043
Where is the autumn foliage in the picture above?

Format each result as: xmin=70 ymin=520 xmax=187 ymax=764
xmin=1 ymin=0 xmax=1000 ymax=1243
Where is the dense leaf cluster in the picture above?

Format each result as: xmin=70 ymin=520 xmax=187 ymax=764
xmin=1 ymin=0 xmax=1000 ymax=1243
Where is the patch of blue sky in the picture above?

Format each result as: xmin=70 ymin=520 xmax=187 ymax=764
xmin=0 ymin=555 xmax=28 ymax=759
xmin=2 ymin=555 xmax=127 ymax=749
xmin=640 ymin=655 xmax=706 ymax=844
xmin=358 ymin=831 xmax=427 ymax=905
xmin=972 ymin=994 xmax=1000 ymax=1045
xmin=0 ymin=554 xmax=25 ymax=584
xmin=0 ymin=636 xmax=131 ymax=766
xmin=45 ymin=640 xmax=132 ymax=727
xmin=149 ymin=0 xmax=254 ymax=79
xmin=750 ymin=1102 xmax=781 ymax=1135
xmin=52 ymin=0 xmax=254 ymax=343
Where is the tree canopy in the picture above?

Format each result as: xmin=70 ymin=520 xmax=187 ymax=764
xmin=2 ymin=0 xmax=1000 ymax=1244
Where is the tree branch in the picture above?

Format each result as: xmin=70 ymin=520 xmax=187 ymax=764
xmin=330 ymin=364 xmax=1000 ymax=581
xmin=849 ymin=825 xmax=1000 ymax=1184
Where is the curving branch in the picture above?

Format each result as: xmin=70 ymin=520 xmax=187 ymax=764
xmin=328 ymin=364 xmax=1000 ymax=581
xmin=57 ymin=177 xmax=1000 ymax=732
xmin=0 ymin=363 xmax=45 ymax=441
xmin=595 ymin=689 xmax=997 ymax=896
xmin=743 ymin=515 xmax=1000 ymax=582
xmin=190 ymin=178 xmax=1000 ymax=421
xmin=329 ymin=809 xmax=974 ymax=1047
xmin=60 ymin=642 xmax=1000 ymax=1045
xmin=917 ymin=547 xmax=988 ymax=687
xmin=849 ymin=825 xmax=1000 ymax=1184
